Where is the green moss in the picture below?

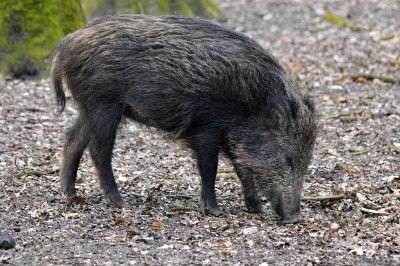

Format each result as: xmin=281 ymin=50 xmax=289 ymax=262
xmin=192 ymin=0 xmax=221 ymax=18
xmin=322 ymin=12 xmax=359 ymax=31
xmin=155 ymin=0 xmax=170 ymax=15
xmin=0 ymin=0 xmax=84 ymax=77
xmin=81 ymin=0 xmax=221 ymax=19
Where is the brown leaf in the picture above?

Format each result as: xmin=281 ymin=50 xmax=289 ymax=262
xmin=354 ymin=77 xmax=369 ymax=83
xmin=217 ymin=243 xmax=228 ymax=248
xmin=152 ymin=221 xmax=164 ymax=228
xmin=115 ymin=217 xmax=125 ymax=226
xmin=344 ymin=167 xmax=361 ymax=174
xmin=356 ymin=61 xmax=368 ymax=68
xmin=67 ymin=195 xmax=86 ymax=205
xmin=373 ymin=235 xmax=385 ymax=243
xmin=335 ymin=96 xmax=349 ymax=103
xmin=319 ymin=94 xmax=331 ymax=102
xmin=75 ymin=178 xmax=85 ymax=184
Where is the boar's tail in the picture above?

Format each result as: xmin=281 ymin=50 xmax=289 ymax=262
xmin=50 ymin=53 xmax=66 ymax=113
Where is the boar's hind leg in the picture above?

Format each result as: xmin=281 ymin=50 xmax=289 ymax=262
xmin=61 ymin=114 xmax=90 ymax=198
xmin=235 ymin=167 xmax=266 ymax=214
xmin=188 ymin=132 xmax=223 ymax=217
xmin=88 ymin=105 xmax=125 ymax=208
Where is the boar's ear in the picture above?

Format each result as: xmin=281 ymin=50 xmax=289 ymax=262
xmin=265 ymin=96 xmax=289 ymax=130
xmin=304 ymin=95 xmax=315 ymax=114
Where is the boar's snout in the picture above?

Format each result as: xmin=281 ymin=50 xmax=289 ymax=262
xmin=271 ymin=187 xmax=301 ymax=224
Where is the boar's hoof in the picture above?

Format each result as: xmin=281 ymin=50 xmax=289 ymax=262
xmin=281 ymin=215 xmax=300 ymax=225
xmin=200 ymin=201 xmax=224 ymax=217
xmin=104 ymin=191 xmax=126 ymax=208
xmin=61 ymin=183 xmax=77 ymax=199
xmin=206 ymin=206 xmax=224 ymax=217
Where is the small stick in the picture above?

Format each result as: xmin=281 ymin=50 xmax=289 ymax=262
xmin=165 ymin=194 xmax=194 ymax=199
xmin=360 ymin=207 xmax=390 ymax=216
xmin=169 ymin=208 xmax=193 ymax=212
xmin=302 ymin=194 xmax=346 ymax=201
xmin=345 ymin=149 xmax=371 ymax=156
xmin=345 ymin=73 xmax=399 ymax=84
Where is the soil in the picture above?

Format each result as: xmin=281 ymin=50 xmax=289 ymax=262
xmin=0 ymin=0 xmax=399 ymax=265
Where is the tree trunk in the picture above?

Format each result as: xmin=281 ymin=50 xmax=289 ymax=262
xmin=0 ymin=0 xmax=85 ymax=77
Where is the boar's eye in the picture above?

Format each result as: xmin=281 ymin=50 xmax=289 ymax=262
xmin=285 ymin=154 xmax=294 ymax=169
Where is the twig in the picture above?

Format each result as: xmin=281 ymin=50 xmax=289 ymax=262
xmin=344 ymin=73 xmax=399 ymax=84
xmin=339 ymin=115 xmax=358 ymax=123
xmin=165 ymin=194 xmax=194 ymax=199
xmin=169 ymin=207 xmax=193 ymax=212
xmin=324 ymin=115 xmax=341 ymax=120
xmin=345 ymin=149 xmax=371 ymax=156
xmin=302 ymin=194 xmax=346 ymax=201
xmin=360 ymin=207 xmax=390 ymax=216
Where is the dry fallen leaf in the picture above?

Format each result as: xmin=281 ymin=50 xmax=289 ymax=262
xmin=152 ymin=221 xmax=164 ymax=228
xmin=217 ymin=242 xmax=228 ymax=248
xmin=354 ymin=77 xmax=369 ymax=83
xmin=356 ymin=61 xmax=368 ymax=68
xmin=319 ymin=94 xmax=331 ymax=101
xmin=344 ymin=167 xmax=361 ymax=174
xmin=70 ymin=195 xmax=86 ymax=205
xmin=373 ymin=235 xmax=385 ymax=243
xmin=115 ymin=217 xmax=125 ymax=226
xmin=75 ymin=178 xmax=85 ymax=184
xmin=349 ymin=247 xmax=364 ymax=256
xmin=335 ymin=96 xmax=349 ymax=103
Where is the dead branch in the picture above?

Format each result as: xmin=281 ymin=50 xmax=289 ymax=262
xmin=165 ymin=194 xmax=195 ymax=199
xmin=302 ymin=194 xmax=346 ymax=201
xmin=360 ymin=207 xmax=390 ymax=216
xmin=345 ymin=73 xmax=399 ymax=84
xmin=169 ymin=208 xmax=193 ymax=212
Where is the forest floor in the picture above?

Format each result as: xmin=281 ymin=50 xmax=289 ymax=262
xmin=0 ymin=0 xmax=399 ymax=265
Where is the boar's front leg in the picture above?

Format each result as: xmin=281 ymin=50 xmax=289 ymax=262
xmin=88 ymin=105 xmax=125 ymax=208
xmin=234 ymin=166 xmax=266 ymax=214
xmin=188 ymin=131 xmax=223 ymax=216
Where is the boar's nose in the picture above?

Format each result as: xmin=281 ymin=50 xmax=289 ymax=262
xmin=270 ymin=188 xmax=301 ymax=224
xmin=280 ymin=192 xmax=301 ymax=225
xmin=281 ymin=201 xmax=301 ymax=224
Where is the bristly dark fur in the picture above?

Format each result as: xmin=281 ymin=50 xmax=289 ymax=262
xmin=51 ymin=15 xmax=317 ymax=222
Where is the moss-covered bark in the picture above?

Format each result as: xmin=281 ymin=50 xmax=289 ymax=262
xmin=0 ymin=0 xmax=85 ymax=77
xmin=82 ymin=0 xmax=221 ymax=20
